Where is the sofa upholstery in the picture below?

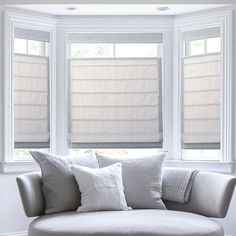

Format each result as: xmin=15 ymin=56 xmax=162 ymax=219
xmin=17 ymin=171 xmax=236 ymax=236
xmin=29 ymin=210 xmax=224 ymax=236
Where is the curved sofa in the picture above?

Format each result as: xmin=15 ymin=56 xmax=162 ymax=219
xmin=17 ymin=171 xmax=236 ymax=236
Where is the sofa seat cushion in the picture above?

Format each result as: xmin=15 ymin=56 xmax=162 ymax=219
xmin=29 ymin=210 xmax=224 ymax=236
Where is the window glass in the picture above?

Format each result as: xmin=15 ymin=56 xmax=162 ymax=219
xmin=70 ymin=148 xmax=162 ymax=157
xmin=115 ymin=43 xmax=159 ymax=58
xmin=207 ymin=37 xmax=221 ymax=54
xmin=182 ymin=149 xmax=220 ymax=161
xmin=190 ymin=39 xmax=204 ymax=56
xmin=14 ymin=38 xmax=27 ymax=54
xmin=71 ymin=43 xmax=113 ymax=58
xmin=28 ymin=40 xmax=40 ymax=55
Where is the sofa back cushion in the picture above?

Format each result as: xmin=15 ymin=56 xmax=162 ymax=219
xmin=96 ymin=153 xmax=166 ymax=209
xmin=30 ymin=150 xmax=98 ymax=214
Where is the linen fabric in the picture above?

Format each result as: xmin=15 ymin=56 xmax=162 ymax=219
xmin=96 ymin=153 xmax=166 ymax=209
xmin=30 ymin=151 xmax=98 ymax=214
xmin=70 ymin=163 xmax=131 ymax=212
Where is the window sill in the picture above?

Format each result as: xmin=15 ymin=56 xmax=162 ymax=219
xmin=0 ymin=161 xmax=39 ymax=174
xmin=0 ymin=159 xmax=234 ymax=174
xmin=165 ymin=160 xmax=235 ymax=174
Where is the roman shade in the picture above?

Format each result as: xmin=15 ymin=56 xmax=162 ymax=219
xmin=15 ymin=27 xmax=50 ymax=42
xmin=183 ymin=53 xmax=221 ymax=149
xmin=14 ymin=54 xmax=49 ymax=148
xmin=67 ymin=33 xmax=163 ymax=43
xmin=69 ymin=57 xmax=162 ymax=148
xmin=182 ymin=27 xmax=221 ymax=41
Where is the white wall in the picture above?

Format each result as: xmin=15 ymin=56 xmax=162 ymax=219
xmin=0 ymin=174 xmax=31 ymax=235
xmin=0 ymin=5 xmax=235 ymax=236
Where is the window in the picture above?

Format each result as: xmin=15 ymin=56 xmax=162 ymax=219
xmin=3 ymin=11 xmax=233 ymax=174
xmin=13 ymin=28 xmax=50 ymax=160
xmin=182 ymin=27 xmax=221 ymax=160
xmin=67 ymin=33 xmax=163 ymax=154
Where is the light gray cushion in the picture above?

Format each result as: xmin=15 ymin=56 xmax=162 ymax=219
xmin=29 ymin=210 xmax=224 ymax=236
xmin=96 ymin=153 xmax=166 ymax=209
xmin=70 ymin=163 xmax=131 ymax=212
xmin=30 ymin=151 xmax=99 ymax=214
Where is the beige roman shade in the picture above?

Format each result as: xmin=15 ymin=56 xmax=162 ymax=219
xmin=14 ymin=54 xmax=50 ymax=148
xmin=69 ymin=58 xmax=162 ymax=148
xmin=183 ymin=53 xmax=221 ymax=149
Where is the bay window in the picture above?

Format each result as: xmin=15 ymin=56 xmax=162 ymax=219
xmin=12 ymin=28 xmax=51 ymax=160
xmin=181 ymin=25 xmax=228 ymax=161
xmin=2 ymin=9 xmax=233 ymax=173
xmin=67 ymin=33 xmax=163 ymax=154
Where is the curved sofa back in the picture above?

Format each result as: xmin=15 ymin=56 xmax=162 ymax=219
xmin=17 ymin=171 xmax=236 ymax=218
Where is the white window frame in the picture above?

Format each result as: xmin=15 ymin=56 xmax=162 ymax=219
xmin=1 ymin=12 xmax=56 ymax=173
xmin=185 ymin=37 xmax=221 ymax=57
xmin=0 ymin=8 xmax=234 ymax=174
xmin=173 ymin=9 xmax=233 ymax=166
xmin=56 ymin=17 xmax=174 ymax=159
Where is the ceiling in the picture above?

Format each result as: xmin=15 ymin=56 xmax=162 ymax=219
xmin=11 ymin=4 xmax=230 ymax=16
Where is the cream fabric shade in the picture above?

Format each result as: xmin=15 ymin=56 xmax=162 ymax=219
xmin=69 ymin=58 xmax=162 ymax=148
xmin=183 ymin=53 xmax=221 ymax=149
xmin=15 ymin=27 xmax=50 ymax=42
xmin=182 ymin=27 xmax=220 ymax=41
xmin=67 ymin=33 xmax=163 ymax=44
xmin=14 ymin=54 xmax=50 ymax=148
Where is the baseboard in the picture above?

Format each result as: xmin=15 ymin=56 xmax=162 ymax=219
xmin=0 ymin=231 xmax=27 ymax=236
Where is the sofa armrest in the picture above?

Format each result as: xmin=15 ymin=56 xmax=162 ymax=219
xmin=165 ymin=171 xmax=236 ymax=218
xmin=16 ymin=172 xmax=45 ymax=217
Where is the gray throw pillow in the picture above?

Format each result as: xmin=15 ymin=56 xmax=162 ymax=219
xmin=30 ymin=150 xmax=98 ymax=214
xmin=96 ymin=153 xmax=166 ymax=210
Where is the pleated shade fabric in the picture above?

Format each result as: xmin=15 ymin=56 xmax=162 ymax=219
xmin=14 ymin=54 xmax=50 ymax=148
xmin=183 ymin=53 xmax=221 ymax=148
xmin=69 ymin=58 xmax=162 ymax=148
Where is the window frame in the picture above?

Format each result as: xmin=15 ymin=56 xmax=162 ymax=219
xmin=3 ymin=12 xmax=57 ymax=165
xmin=57 ymin=22 xmax=173 ymax=159
xmin=67 ymin=40 xmax=164 ymax=149
xmin=185 ymin=37 xmax=221 ymax=57
xmin=173 ymin=9 xmax=233 ymax=163
xmin=1 ymin=9 xmax=234 ymax=174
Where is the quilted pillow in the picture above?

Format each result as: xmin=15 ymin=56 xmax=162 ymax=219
xmin=31 ymin=151 xmax=98 ymax=214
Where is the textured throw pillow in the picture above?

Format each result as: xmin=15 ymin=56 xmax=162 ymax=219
xmin=96 ymin=153 xmax=166 ymax=209
xmin=70 ymin=163 xmax=131 ymax=212
xmin=30 ymin=151 xmax=99 ymax=214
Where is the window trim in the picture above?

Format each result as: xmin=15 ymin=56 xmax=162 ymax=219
xmin=0 ymin=9 xmax=234 ymax=174
xmin=173 ymin=9 xmax=233 ymax=162
xmin=58 ymin=17 xmax=174 ymax=158
xmin=2 ymin=12 xmax=57 ymax=164
xmin=67 ymin=41 xmax=164 ymax=149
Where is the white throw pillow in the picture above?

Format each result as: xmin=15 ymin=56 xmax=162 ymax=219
xmin=70 ymin=163 xmax=131 ymax=212
xmin=96 ymin=153 xmax=166 ymax=210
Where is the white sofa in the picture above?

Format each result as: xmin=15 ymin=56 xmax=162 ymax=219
xmin=17 ymin=171 xmax=236 ymax=236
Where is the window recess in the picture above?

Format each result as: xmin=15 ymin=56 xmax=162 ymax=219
xmin=67 ymin=33 xmax=163 ymax=149
xmin=182 ymin=27 xmax=221 ymax=161
xmin=13 ymin=28 xmax=50 ymax=160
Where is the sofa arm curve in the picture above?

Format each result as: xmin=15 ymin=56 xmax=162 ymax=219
xmin=16 ymin=172 xmax=45 ymax=217
xmin=165 ymin=171 xmax=236 ymax=218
